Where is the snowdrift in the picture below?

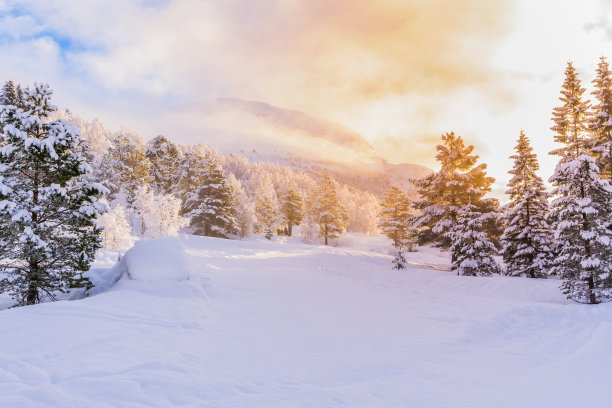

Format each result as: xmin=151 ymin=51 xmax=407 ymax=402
xmin=121 ymin=237 xmax=190 ymax=281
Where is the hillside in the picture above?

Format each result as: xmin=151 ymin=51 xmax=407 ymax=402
xmin=1 ymin=235 xmax=611 ymax=407
xmin=153 ymin=98 xmax=432 ymax=196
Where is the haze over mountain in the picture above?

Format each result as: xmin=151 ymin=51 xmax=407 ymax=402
xmin=151 ymin=98 xmax=432 ymax=196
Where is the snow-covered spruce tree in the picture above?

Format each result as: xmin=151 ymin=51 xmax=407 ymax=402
xmin=551 ymin=61 xmax=591 ymax=163
xmin=548 ymin=153 xmax=612 ymax=303
xmin=1 ymin=80 xmax=25 ymax=108
xmin=392 ymin=247 xmax=408 ymax=270
xmin=310 ymin=170 xmax=347 ymax=245
xmin=183 ymin=151 xmax=236 ymax=238
xmin=98 ymin=132 xmax=152 ymax=201
xmin=548 ymin=62 xmax=612 ymax=303
xmin=97 ymin=202 xmax=133 ymax=250
xmin=500 ymin=131 xmax=552 ymax=278
xmin=0 ymin=83 xmax=106 ymax=306
xmin=146 ymin=135 xmax=182 ymax=195
xmin=378 ymin=185 xmax=415 ymax=252
xmin=412 ymin=132 xmax=498 ymax=249
xmin=448 ymin=202 xmax=500 ymax=276
xmin=279 ymin=183 xmax=304 ymax=236
xmin=255 ymin=182 xmax=279 ymax=240
xmin=589 ymin=56 xmax=612 ymax=179
xmin=227 ymin=174 xmax=256 ymax=239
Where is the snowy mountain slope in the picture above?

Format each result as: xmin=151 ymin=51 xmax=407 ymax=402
xmin=1 ymin=235 xmax=611 ymax=407
xmin=152 ymin=98 xmax=432 ymax=196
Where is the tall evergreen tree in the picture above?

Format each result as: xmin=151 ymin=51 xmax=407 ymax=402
xmin=183 ymin=151 xmax=236 ymax=238
xmin=551 ymin=61 xmax=591 ymax=162
xmin=448 ymin=203 xmax=500 ymax=276
xmin=279 ymin=183 xmax=304 ymax=236
xmin=378 ymin=185 xmax=415 ymax=252
xmin=589 ymin=56 xmax=612 ymax=179
xmin=548 ymin=153 xmax=612 ymax=303
xmin=146 ymin=135 xmax=182 ymax=195
xmin=0 ymin=83 xmax=106 ymax=306
xmin=0 ymin=80 xmax=24 ymax=107
xmin=255 ymin=187 xmax=279 ymax=240
xmin=99 ymin=132 xmax=152 ymax=201
xmin=548 ymin=63 xmax=612 ymax=303
xmin=310 ymin=170 xmax=346 ymax=245
xmin=412 ymin=132 xmax=498 ymax=249
xmin=501 ymin=131 xmax=552 ymax=278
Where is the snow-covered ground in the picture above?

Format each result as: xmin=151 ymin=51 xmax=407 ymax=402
xmin=1 ymin=234 xmax=611 ymax=407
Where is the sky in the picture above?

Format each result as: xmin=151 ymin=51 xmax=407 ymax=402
xmin=1 ymin=0 xmax=612 ymax=196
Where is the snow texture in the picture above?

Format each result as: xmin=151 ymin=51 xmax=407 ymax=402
xmin=0 ymin=234 xmax=611 ymax=407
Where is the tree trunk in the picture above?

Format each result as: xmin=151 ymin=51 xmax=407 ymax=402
xmin=26 ymin=262 xmax=39 ymax=305
xmin=588 ymin=274 xmax=597 ymax=304
xmin=324 ymin=222 xmax=328 ymax=245
xmin=288 ymin=221 xmax=293 ymax=237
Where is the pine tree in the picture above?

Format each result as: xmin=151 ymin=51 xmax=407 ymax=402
xmin=551 ymin=61 xmax=591 ymax=163
xmin=183 ymin=151 xmax=236 ymax=238
xmin=99 ymin=132 xmax=152 ymax=201
xmin=255 ymin=189 xmax=279 ymax=240
xmin=501 ymin=131 xmax=552 ymax=278
xmin=279 ymin=183 xmax=304 ymax=236
xmin=310 ymin=170 xmax=346 ymax=245
xmin=146 ymin=135 xmax=182 ymax=195
xmin=378 ymin=185 xmax=415 ymax=252
xmin=448 ymin=203 xmax=500 ymax=276
xmin=548 ymin=153 xmax=612 ymax=303
xmin=0 ymin=83 xmax=106 ymax=306
xmin=412 ymin=132 xmax=497 ymax=248
xmin=589 ymin=56 xmax=612 ymax=179
xmin=548 ymin=62 xmax=612 ymax=303
xmin=392 ymin=247 xmax=408 ymax=270
xmin=0 ymin=80 xmax=23 ymax=107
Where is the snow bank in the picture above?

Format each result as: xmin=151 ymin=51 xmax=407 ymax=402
xmin=122 ymin=237 xmax=190 ymax=281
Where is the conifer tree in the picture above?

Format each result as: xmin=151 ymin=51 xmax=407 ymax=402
xmin=448 ymin=203 xmax=500 ymax=276
xmin=548 ymin=153 xmax=612 ymax=303
xmin=589 ymin=56 xmax=612 ymax=179
xmin=0 ymin=80 xmax=24 ymax=107
xmin=255 ymin=188 xmax=279 ymax=240
xmin=412 ymin=132 xmax=497 ymax=248
xmin=183 ymin=151 xmax=236 ymax=238
xmin=99 ymin=132 xmax=152 ymax=201
xmin=0 ymin=83 xmax=106 ymax=306
xmin=548 ymin=63 xmax=612 ymax=303
xmin=378 ymin=185 xmax=415 ymax=252
xmin=146 ymin=135 xmax=182 ymax=194
xmin=310 ymin=170 xmax=346 ymax=245
xmin=501 ymin=131 xmax=552 ymax=278
xmin=551 ymin=61 xmax=591 ymax=162
xmin=279 ymin=183 xmax=304 ymax=236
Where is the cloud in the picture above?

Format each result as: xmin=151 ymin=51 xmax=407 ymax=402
xmin=0 ymin=0 xmax=514 ymax=115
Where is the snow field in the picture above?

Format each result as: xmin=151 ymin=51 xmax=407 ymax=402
xmin=0 ymin=234 xmax=611 ymax=407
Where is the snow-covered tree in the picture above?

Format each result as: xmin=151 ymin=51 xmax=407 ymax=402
xmin=412 ymin=132 xmax=498 ymax=248
xmin=183 ymin=151 xmax=236 ymax=238
xmin=227 ymin=174 xmax=256 ymax=239
xmin=392 ymin=247 xmax=408 ymax=270
xmin=97 ymin=202 xmax=133 ymax=250
xmin=309 ymin=170 xmax=346 ymax=245
xmin=255 ymin=179 xmax=279 ymax=240
xmin=551 ymin=61 xmax=591 ymax=163
xmin=548 ymin=153 xmax=612 ymax=303
xmin=589 ymin=56 xmax=612 ymax=179
xmin=146 ymin=135 xmax=182 ymax=195
xmin=279 ymin=183 xmax=304 ymax=236
xmin=501 ymin=131 xmax=552 ymax=278
xmin=0 ymin=83 xmax=106 ymax=306
xmin=0 ymin=80 xmax=24 ymax=108
xmin=448 ymin=203 xmax=500 ymax=276
xmin=378 ymin=185 xmax=415 ymax=252
xmin=99 ymin=131 xmax=152 ymax=201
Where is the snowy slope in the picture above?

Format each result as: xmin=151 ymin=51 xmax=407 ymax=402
xmin=1 ymin=235 xmax=611 ymax=407
xmin=152 ymin=98 xmax=432 ymax=196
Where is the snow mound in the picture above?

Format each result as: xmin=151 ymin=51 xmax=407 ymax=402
xmin=122 ymin=237 xmax=190 ymax=281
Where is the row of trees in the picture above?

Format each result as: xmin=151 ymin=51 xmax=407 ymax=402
xmin=377 ymin=58 xmax=612 ymax=304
